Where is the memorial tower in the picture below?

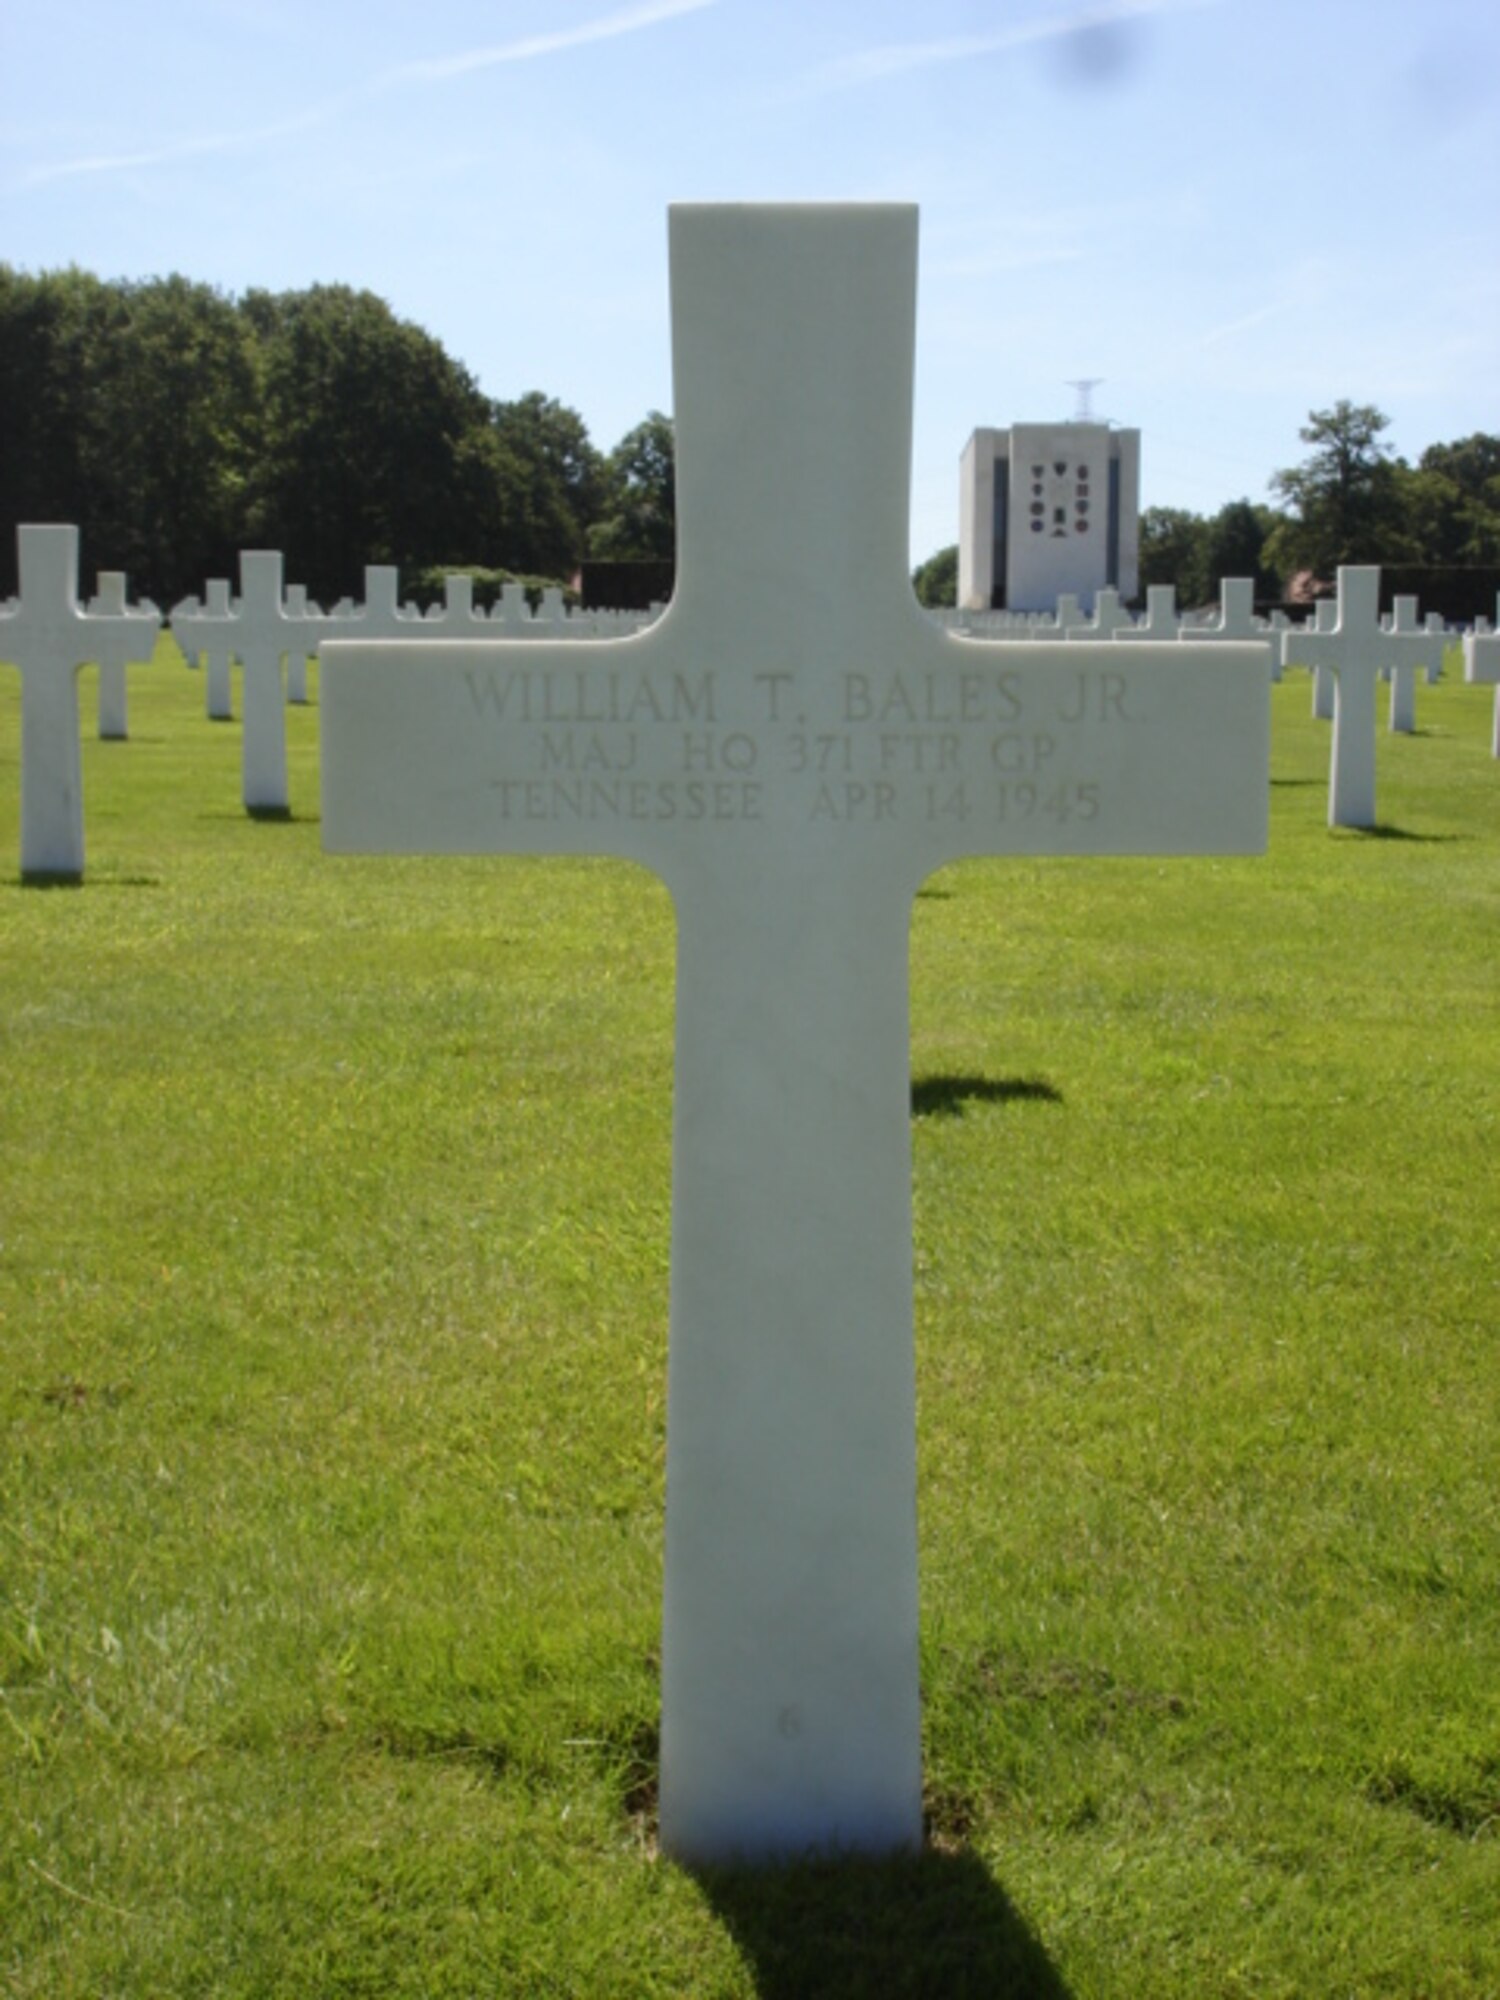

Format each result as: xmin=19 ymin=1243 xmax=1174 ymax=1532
xmin=959 ymin=406 xmax=1140 ymax=614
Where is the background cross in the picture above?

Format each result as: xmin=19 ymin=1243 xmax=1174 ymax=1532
xmin=0 ymin=525 xmax=157 ymax=879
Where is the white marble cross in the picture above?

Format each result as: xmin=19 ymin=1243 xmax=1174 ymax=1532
xmin=1464 ymin=594 xmax=1500 ymax=758
xmin=1423 ymin=612 xmax=1448 ymax=682
xmin=536 ymin=585 xmax=569 ymax=632
xmin=423 ymin=572 xmax=490 ymax=629
xmin=1184 ymin=579 xmax=1276 ymax=682
xmin=284 ymin=584 xmax=324 ymax=705
xmin=234 ymin=551 xmax=304 ymax=813
xmin=171 ymin=578 xmax=238 ymax=721
xmin=1284 ymin=598 xmax=1338 ymax=720
xmin=1065 ymin=584 xmax=1132 ymax=640
xmin=321 ymin=205 xmax=1269 ymax=1867
xmin=1281 ymin=567 xmax=1390 ymax=827
xmin=1114 ymin=582 xmax=1179 ymax=643
xmin=1383 ymin=596 xmax=1445 ymax=734
xmin=329 ymin=565 xmax=423 ymax=638
xmin=86 ymin=570 xmax=160 ymax=740
xmin=491 ymin=581 xmax=536 ymax=634
xmin=0 ymin=526 xmax=159 ymax=879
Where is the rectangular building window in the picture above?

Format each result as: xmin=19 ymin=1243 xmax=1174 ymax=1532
xmin=991 ymin=455 xmax=1008 ymax=608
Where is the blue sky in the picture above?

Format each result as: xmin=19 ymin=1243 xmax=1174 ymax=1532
xmin=4 ymin=0 xmax=1497 ymax=563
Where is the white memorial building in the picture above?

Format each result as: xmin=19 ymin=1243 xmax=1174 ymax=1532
xmin=959 ymin=418 xmax=1141 ymax=614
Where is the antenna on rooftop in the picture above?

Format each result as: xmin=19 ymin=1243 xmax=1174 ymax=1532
xmin=1066 ymin=377 xmax=1105 ymax=423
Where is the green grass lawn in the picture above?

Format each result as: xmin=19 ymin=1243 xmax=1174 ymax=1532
xmin=2 ymin=645 xmax=1497 ymax=1997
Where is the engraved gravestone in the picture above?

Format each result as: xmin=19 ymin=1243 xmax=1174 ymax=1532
xmin=321 ymin=205 xmax=1268 ymax=1865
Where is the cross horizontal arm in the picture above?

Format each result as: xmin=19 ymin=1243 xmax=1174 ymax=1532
xmin=321 ymin=633 xmax=1268 ymax=888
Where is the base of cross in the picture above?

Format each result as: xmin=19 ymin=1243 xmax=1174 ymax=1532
xmin=19 ymin=869 xmax=83 ymax=889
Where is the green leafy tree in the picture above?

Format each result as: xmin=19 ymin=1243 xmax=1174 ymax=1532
xmin=589 ymin=412 xmax=676 ymax=562
xmin=0 ymin=269 xmax=91 ymax=545
xmin=1138 ymin=506 xmax=1210 ymax=603
xmin=1201 ymin=498 xmax=1281 ymax=603
xmin=1265 ymin=401 xmax=1402 ymax=579
xmin=1410 ymin=434 xmax=1500 ymax=564
xmin=0 ymin=268 xmax=259 ymax=602
xmin=244 ymin=285 xmax=494 ymax=601
xmin=102 ymin=276 xmax=259 ymax=603
xmin=911 ymin=544 xmax=957 ymax=608
xmin=486 ymin=392 xmax=604 ymax=576
xmin=492 ymin=394 xmax=604 ymax=531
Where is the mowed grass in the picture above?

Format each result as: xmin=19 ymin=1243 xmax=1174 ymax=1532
xmin=1 ymin=643 xmax=1497 ymax=1998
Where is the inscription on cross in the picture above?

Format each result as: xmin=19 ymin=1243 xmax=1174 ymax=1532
xmin=0 ymin=526 xmax=159 ymax=880
xmin=322 ymin=205 xmax=1269 ymax=1865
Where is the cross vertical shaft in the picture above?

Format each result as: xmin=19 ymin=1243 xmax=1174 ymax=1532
xmin=662 ymin=852 xmax=923 ymax=1860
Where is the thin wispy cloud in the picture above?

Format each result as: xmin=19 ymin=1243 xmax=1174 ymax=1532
xmin=1190 ymin=299 xmax=1296 ymax=351
xmin=16 ymin=0 xmax=715 ymax=191
xmin=391 ymin=0 xmax=716 ymax=86
xmin=18 ymin=107 xmax=335 ymax=189
xmin=928 ymin=192 xmax=1202 ymax=281
xmin=937 ymin=246 xmax=1083 ymax=278
xmin=793 ymin=0 xmax=1217 ymax=97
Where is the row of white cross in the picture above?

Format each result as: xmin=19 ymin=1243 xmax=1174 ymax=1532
xmin=2 ymin=525 xmax=1496 ymax=882
xmin=0 ymin=532 xmax=658 ymax=875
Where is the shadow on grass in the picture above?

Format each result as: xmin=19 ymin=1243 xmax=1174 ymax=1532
xmin=695 ymin=1847 xmax=1072 ymax=2000
xmin=912 ymin=1075 xmax=1062 ymax=1120
xmin=17 ymin=870 xmax=83 ymax=890
xmin=1346 ymin=823 xmax=1459 ymax=844
xmin=1269 ymin=776 xmax=1323 ymax=788
xmin=245 ymin=804 xmax=297 ymax=823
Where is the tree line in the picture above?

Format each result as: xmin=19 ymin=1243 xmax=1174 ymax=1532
xmin=4 ymin=271 xmax=1495 ymax=621
xmin=0 ymin=266 xmax=675 ymax=606
xmin=1142 ymin=403 xmax=1500 ymax=609
xmin=914 ymin=403 xmax=1500 ymax=614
